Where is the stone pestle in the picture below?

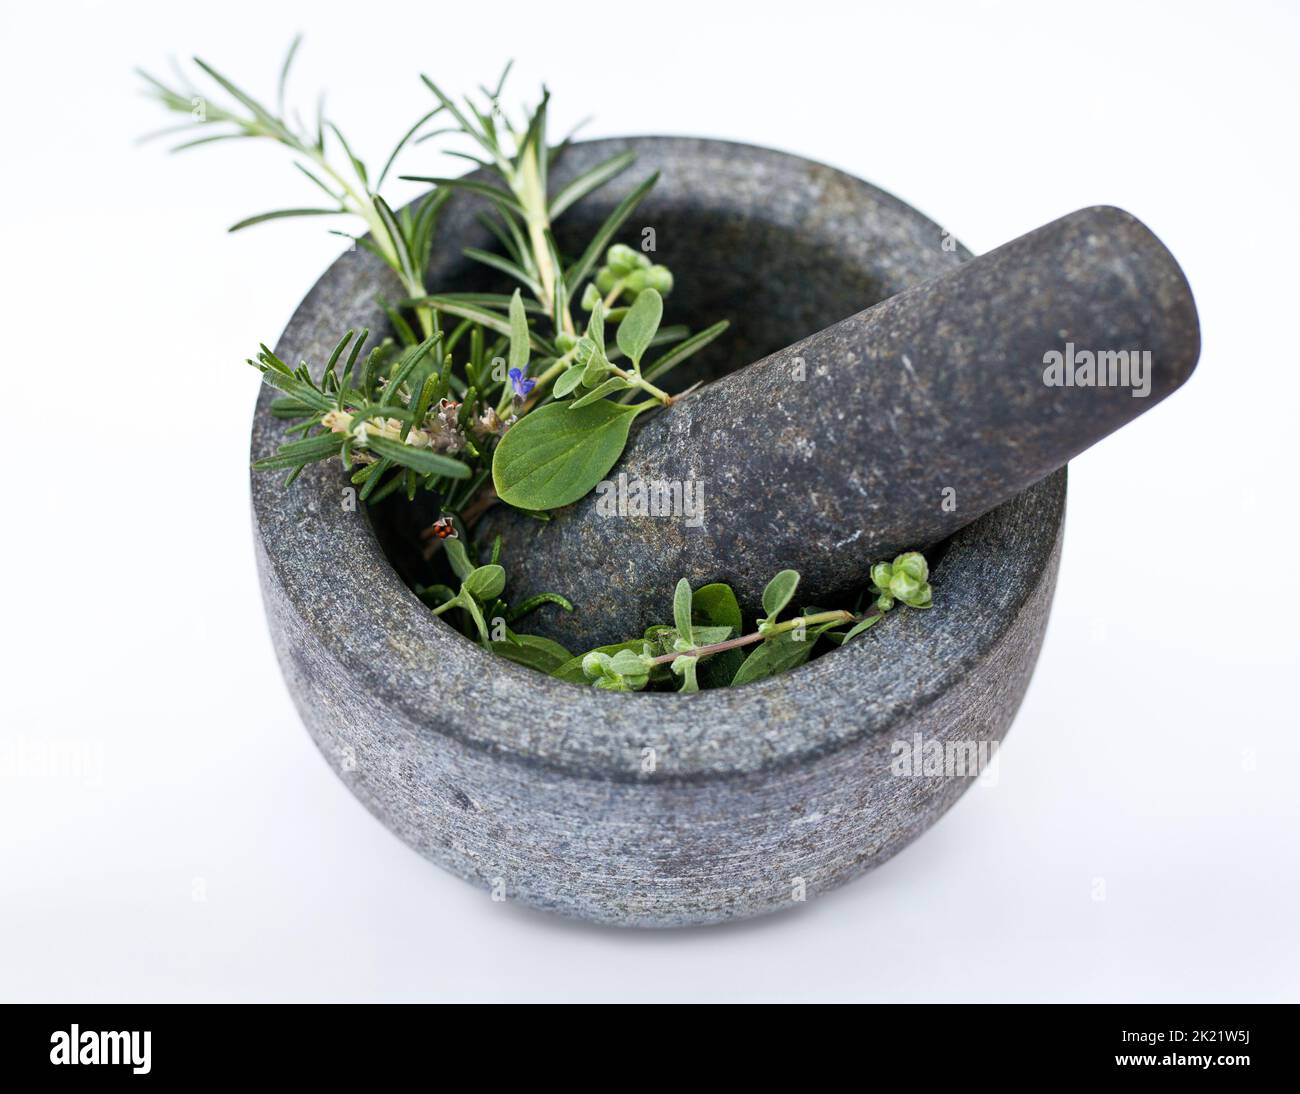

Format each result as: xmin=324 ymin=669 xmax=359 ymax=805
xmin=478 ymin=205 xmax=1200 ymax=649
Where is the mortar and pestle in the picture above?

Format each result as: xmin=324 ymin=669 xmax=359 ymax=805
xmin=252 ymin=138 xmax=1198 ymax=926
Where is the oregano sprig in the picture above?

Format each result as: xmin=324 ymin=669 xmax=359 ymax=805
xmin=567 ymin=557 xmax=934 ymax=691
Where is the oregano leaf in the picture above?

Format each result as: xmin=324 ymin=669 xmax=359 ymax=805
xmin=615 ymin=288 xmax=662 ymax=371
xmin=672 ymin=578 xmax=693 ymax=641
xmin=688 ymin=625 xmax=732 ymax=646
xmin=840 ymin=613 xmax=883 ymax=643
xmin=730 ymin=631 xmax=815 ymax=687
xmin=491 ymin=633 xmax=572 ymax=673
xmin=761 ymin=569 xmax=800 ymax=621
xmin=463 ymin=563 xmax=505 ymax=602
xmin=553 ymin=364 xmax=586 ymax=398
xmin=460 ymin=593 xmax=489 ymax=643
xmin=551 ymin=639 xmax=644 ymax=683
xmin=586 ymin=298 xmax=605 ymax=346
xmin=579 ymin=336 xmax=610 ymax=387
xmin=693 ymin=582 xmax=744 ymax=687
xmin=671 ymin=654 xmax=700 ymax=693
xmin=443 ymin=537 xmax=474 ymax=581
xmin=569 ymin=376 xmax=630 ymax=409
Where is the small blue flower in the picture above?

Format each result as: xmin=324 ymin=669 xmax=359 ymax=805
xmin=509 ymin=367 xmax=536 ymax=400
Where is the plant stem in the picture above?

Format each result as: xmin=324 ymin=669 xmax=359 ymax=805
xmin=603 ymin=279 xmax=627 ymax=309
xmin=299 ymin=143 xmax=434 ymax=338
xmin=497 ymin=347 xmax=578 ymax=417
xmin=648 ymin=610 xmax=858 ymax=666
xmin=513 ymin=140 xmax=574 ymax=340
xmin=609 ymin=364 xmax=673 ymax=404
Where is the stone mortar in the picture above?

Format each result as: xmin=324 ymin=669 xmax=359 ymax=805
xmin=251 ymin=138 xmax=1066 ymax=927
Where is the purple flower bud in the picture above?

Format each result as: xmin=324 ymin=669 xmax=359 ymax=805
xmin=509 ymin=367 xmax=536 ymax=399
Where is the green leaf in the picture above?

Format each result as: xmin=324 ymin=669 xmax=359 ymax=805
xmin=762 ymin=569 xmax=801 ymax=621
xmin=586 ymin=299 xmax=605 ymax=346
xmin=400 ymin=175 xmax=525 ymax=214
xmin=268 ymin=397 xmax=317 ymax=420
xmin=642 ymin=320 xmax=731 ymax=383
xmin=492 ymin=399 xmax=642 ymax=510
xmin=643 ymin=625 xmax=677 ymax=657
xmin=671 ymin=655 xmax=700 ymax=693
xmin=563 ymin=172 xmax=659 ymax=293
xmin=508 ymin=289 xmax=530 ymax=374
xmin=191 ymin=57 xmax=287 ymax=137
xmin=276 ymin=34 xmax=303 ymax=114
xmin=444 ymin=538 xmax=474 ymax=581
xmin=506 ymin=592 xmax=575 ymax=621
xmin=693 ymin=583 xmax=744 ymax=687
xmin=672 ymin=578 xmax=694 ymax=641
xmin=693 ymin=584 xmax=741 ymax=632
xmin=380 ymin=331 xmax=442 ymax=406
xmin=609 ymin=648 xmax=651 ymax=677
xmin=579 ymin=336 xmax=610 ymax=387
xmin=491 ymin=634 xmax=572 ymax=673
xmin=416 ymin=583 xmax=456 ymax=607
xmin=252 ymin=431 xmax=345 ymax=470
xmin=839 ymin=614 xmax=883 ymax=643
xmin=731 ymin=631 xmax=817 ymax=687
xmin=464 ymin=247 xmax=543 ymax=298
xmin=411 ymin=295 xmax=547 ymax=350
xmin=463 ymin=564 xmax=505 ymax=602
xmin=543 ymin=228 xmax=569 ymax=335
xmin=229 ymin=207 xmax=344 ymax=233
xmin=551 ymin=639 xmax=645 ymax=684
xmin=616 ymin=289 xmax=663 ymax=371
xmin=255 ymin=370 xmax=334 ymax=414
xmin=568 ymin=376 xmax=630 ymax=409
xmin=460 ymin=593 xmax=489 ymax=643
xmin=417 ymin=76 xmax=512 ymax=173
xmin=553 ymin=364 xmax=586 ymax=398
xmin=377 ymin=106 xmax=443 ymax=190
xmin=372 ymin=194 xmax=416 ymax=282
xmin=687 ymin=625 xmax=733 ymax=646
xmin=549 ymin=150 xmax=635 ymax=219
xmin=364 ymin=435 xmax=471 ymax=479
xmin=326 ymin=122 xmax=369 ymax=187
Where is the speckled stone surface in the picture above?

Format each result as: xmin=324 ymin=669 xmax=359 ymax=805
xmin=251 ymin=138 xmax=1067 ymax=927
xmin=485 ymin=205 xmax=1197 ymax=649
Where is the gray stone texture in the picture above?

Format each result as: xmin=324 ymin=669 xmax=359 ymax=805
xmin=483 ymin=205 xmax=1198 ymax=649
xmin=253 ymin=138 xmax=1070 ymax=926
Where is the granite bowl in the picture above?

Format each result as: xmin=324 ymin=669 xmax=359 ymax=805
xmin=252 ymin=138 xmax=1066 ymax=927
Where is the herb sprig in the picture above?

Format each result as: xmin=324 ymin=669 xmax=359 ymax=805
xmin=563 ymin=554 xmax=935 ymax=692
xmin=142 ymin=43 xmax=729 ymax=517
xmin=140 ymin=43 xmax=930 ymax=694
xmin=138 ymin=36 xmax=447 ymax=337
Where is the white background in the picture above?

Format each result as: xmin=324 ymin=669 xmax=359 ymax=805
xmin=2 ymin=0 xmax=1296 ymax=1002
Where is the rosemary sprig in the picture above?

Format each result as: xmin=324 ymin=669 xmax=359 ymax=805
xmin=399 ymin=70 xmax=704 ymax=411
xmin=138 ymin=37 xmax=446 ymax=335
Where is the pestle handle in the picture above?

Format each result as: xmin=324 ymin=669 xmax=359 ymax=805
xmin=481 ymin=205 xmax=1200 ymax=649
